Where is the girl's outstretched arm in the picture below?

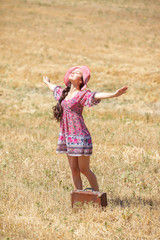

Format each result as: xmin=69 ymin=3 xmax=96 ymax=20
xmin=43 ymin=76 xmax=57 ymax=91
xmin=94 ymin=86 xmax=128 ymax=99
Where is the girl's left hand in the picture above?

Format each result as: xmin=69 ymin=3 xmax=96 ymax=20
xmin=114 ymin=86 xmax=128 ymax=97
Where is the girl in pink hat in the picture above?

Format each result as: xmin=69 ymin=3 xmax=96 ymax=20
xmin=43 ymin=66 xmax=128 ymax=191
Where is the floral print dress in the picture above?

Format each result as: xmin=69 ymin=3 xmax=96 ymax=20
xmin=53 ymin=86 xmax=101 ymax=156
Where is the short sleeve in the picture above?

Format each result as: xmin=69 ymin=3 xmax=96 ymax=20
xmin=53 ymin=86 xmax=63 ymax=101
xmin=80 ymin=90 xmax=101 ymax=107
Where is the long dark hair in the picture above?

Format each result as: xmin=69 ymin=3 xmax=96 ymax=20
xmin=53 ymin=78 xmax=84 ymax=122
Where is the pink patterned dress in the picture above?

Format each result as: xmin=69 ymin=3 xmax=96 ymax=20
xmin=53 ymin=86 xmax=101 ymax=156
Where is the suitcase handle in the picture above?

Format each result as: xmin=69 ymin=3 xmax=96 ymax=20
xmin=83 ymin=188 xmax=95 ymax=192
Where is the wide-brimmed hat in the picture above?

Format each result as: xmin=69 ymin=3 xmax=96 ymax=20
xmin=64 ymin=65 xmax=91 ymax=90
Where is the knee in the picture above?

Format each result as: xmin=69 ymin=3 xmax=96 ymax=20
xmin=80 ymin=168 xmax=90 ymax=176
xmin=70 ymin=167 xmax=80 ymax=176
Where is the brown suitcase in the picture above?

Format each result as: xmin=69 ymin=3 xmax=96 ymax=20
xmin=71 ymin=188 xmax=107 ymax=208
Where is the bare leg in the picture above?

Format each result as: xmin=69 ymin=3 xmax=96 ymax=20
xmin=67 ymin=154 xmax=82 ymax=190
xmin=78 ymin=156 xmax=99 ymax=191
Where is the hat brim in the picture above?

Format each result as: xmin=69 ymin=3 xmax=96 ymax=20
xmin=64 ymin=66 xmax=90 ymax=89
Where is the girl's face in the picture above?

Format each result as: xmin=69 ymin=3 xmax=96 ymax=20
xmin=69 ymin=68 xmax=83 ymax=87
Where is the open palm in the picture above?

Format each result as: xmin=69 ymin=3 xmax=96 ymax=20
xmin=115 ymin=86 xmax=128 ymax=97
xmin=43 ymin=76 xmax=50 ymax=85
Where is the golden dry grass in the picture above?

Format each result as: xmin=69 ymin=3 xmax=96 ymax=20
xmin=0 ymin=0 xmax=160 ymax=239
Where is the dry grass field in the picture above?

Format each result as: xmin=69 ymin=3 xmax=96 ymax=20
xmin=0 ymin=0 xmax=160 ymax=239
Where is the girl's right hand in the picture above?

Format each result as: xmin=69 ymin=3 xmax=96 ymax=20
xmin=43 ymin=76 xmax=50 ymax=85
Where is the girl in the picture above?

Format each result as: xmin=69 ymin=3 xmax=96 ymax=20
xmin=43 ymin=65 xmax=128 ymax=191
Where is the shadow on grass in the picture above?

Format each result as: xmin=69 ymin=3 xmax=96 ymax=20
xmin=109 ymin=196 xmax=160 ymax=209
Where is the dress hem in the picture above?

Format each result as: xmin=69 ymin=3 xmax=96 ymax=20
xmin=56 ymin=151 xmax=92 ymax=156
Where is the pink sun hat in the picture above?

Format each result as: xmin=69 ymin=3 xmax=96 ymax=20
xmin=64 ymin=65 xmax=91 ymax=90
